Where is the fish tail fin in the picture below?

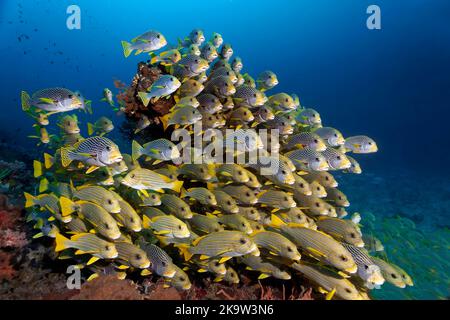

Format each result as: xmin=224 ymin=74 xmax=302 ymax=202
xmin=55 ymin=232 xmax=71 ymax=252
xmin=138 ymin=92 xmax=150 ymax=107
xmin=150 ymin=52 xmax=159 ymax=64
xmin=60 ymin=147 xmax=73 ymax=167
xmin=43 ymin=153 xmax=54 ymax=169
xmin=24 ymin=192 xmax=36 ymax=208
xmin=178 ymin=244 xmax=193 ymax=261
xmin=33 ymin=160 xmax=43 ymax=178
xmin=171 ymin=180 xmax=183 ymax=193
xmin=180 ymin=188 xmax=187 ymax=198
xmin=39 ymin=178 xmax=49 ymax=193
xmin=159 ymin=114 xmax=170 ymax=131
xmin=131 ymin=140 xmax=145 ymax=161
xmin=87 ymin=122 xmax=95 ymax=136
xmin=84 ymin=100 xmax=93 ymax=114
xmin=121 ymin=41 xmax=133 ymax=58
xmin=21 ymin=91 xmax=31 ymax=111
xmin=270 ymin=214 xmax=286 ymax=228
xmin=142 ymin=215 xmax=152 ymax=229
xmin=59 ymin=196 xmax=76 ymax=217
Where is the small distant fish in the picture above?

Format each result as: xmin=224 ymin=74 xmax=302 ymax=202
xmin=268 ymin=93 xmax=296 ymax=112
xmin=87 ymin=116 xmax=114 ymax=136
xmin=101 ymin=88 xmax=114 ymax=106
xmin=181 ymin=187 xmax=217 ymax=206
xmin=210 ymin=32 xmax=223 ymax=48
xmin=160 ymin=194 xmax=193 ymax=219
xmin=115 ymin=242 xmax=151 ymax=269
xmin=177 ymin=96 xmax=200 ymax=108
xmin=181 ymin=230 xmax=259 ymax=261
xmin=286 ymin=148 xmax=329 ymax=172
xmin=200 ymin=42 xmax=219 ymax=62
xmin=182 ymin=44 xmax=201 ymax=56
xmin=142 ymin=214 xmax=190 ymax=239
xmin=184 ymin=29 xmax=205 ymax=46
xmin=176 ymin=79 xmax=204 ymax=98
xmin=140 ymin=242 xmax=177 ymax=277
xmin=171 ymin=54 xmax=209 ymax=79
xmin=121 ymin=168 xmax=183 ymax=193
xmin=233 ymin=85 xmax=266 ymax=107
xmin=217 ymin=214 xmax=253 ymax=234
xmin=138 ymin=75 xmax=181 ymax=106
xmin=285 ymin=132 xmax=327 ymax=152
xmin=113 ymin=197 xmax=142 ymax=232
xmin=252 ymin=231 xmax=301 ymax=261
xmin=322 ymin=147 xmax=351 ymax=170
xmin=216 ymin=164 xmax=250 ymax=183
xmin=343 ymin=155 xmax=362 ymax=174
xmin=296 ymin=108 xmax=321 ymax=126
xmin=309 ymin=181 xmax=327 ymax=198
xmin=71 ymin=185 xmax=121 ymax=213
xmin=150 ymin=49 xmax=181 ymax=66
xmin=362 ymin=234 xmax=384 ymax=252
xmin=197 ymin=93 xmax=223 ymax=114
xmin=167 ymin=265 xmax=191 ymax=290
xmin=212 ymin=190 xmax=239 ymax=214
xmin=177 ymin=164 xmax=215 ymax=181
xmin=292 ymin=192 xmax=333 ymax=216
xmin=242 ymin=73 xmax=256 ymax=88
xmin=58 ymin=114 xmax=80 ymax=134
xmin=220 ymin=43 xmax=233 ymax=60
xmin=325 ymin=187 xmax=350 ymax=207
xmin=257 ymin=190 xmax=296 ymax=209
xmin=204 ymin=76 xmax=236 ymax=98
xmin=344 ymin=136 xmax=378 ymax=153
xmin=122 ymin=30 xmax=167 ymax=57
xmin=131 ymin=139 xmax=180 ymax=162
xmin=313 ymin=127 xmax=345 ymax=146
xmin=231 ymin=56 xmax=243 ymax=73
xmin=237 ymin=207 xmax=261 ymax=221
xmin=218 ymin=184 xmax=258 ymax=205
xmin=291 ymin=262 xmax=365 ymax=300
xmin=239 ymin=255 xmax=291 ymax=280
xmin=316 ymin=216 xmax=363 ymax=247
xmin=190 ymin=213 xmax=224 ymax=234
xmin=304 ymin=171 xmax=338 ymax=188
xmin=160 ymin=105 xmax=203 ymax=129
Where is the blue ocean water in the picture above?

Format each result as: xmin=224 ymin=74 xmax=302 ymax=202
xmin=0 ymin=0 xmax=449 ymax=299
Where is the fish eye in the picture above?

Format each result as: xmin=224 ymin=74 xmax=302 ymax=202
xmin=104 ymin=223 xmax=111 ymax=230
xmin=192 ymin=110 xmax=196 ymax=114
xmin=68 ymin=94 xmax=73 ymax=98
xmin=214 ymin=261 xmax=220 ymax=266
xmin=157 ymin=34 xmax=160 ymax=38
xmin=170 ymin=77 xmax=174 ymax=82
xmin=151 ymin=194 xmax=156 ymax=199
xmin=337 ymin=156 xmax=341 ymax=160
xmin=285 ymin=98 xmax=288 ymax=102
xmin=135 ymin=254 xmax=142 ymax=260
xmin=181 ymin=207 xmax=186 ymax=212
xmin=241 ymin=223 xmax=246 ymax=227
xmin=287 ymin=246 xmax=293 ymax=252
xmin=130 ymin=218 xmax=135 ymax=223
xmin=161 ymin=261 xmax=167 ymax=267
xmin=253 ymin=93 xmax=257 ymax=98
xmin=195 ymin=31 xmax=199 ymax=35
xmin=208 ymin=117 xmax=212 ymax=120
xmin=338 ymin=196 xmax=342 ymax=200
xmin=334 ymin=133 xmax=338 ymax=137
xmin=281 ymin=170 xmax=287 ymax=175
xmin=315 ymin=157 xmax=320 ymax=162
xmin=325 ymin=177 xmax=329 ymax=181
xmin=350 ymin=232 xmax=356 ymax=238
xmin=368 ymin=142 xmax=373 ymax=145
xmin=314 ymin=139 xmax=318 ymax=143
xmin=226 ymin=201 xmax=231 ymax=205
xmin=105 ymin=245 xmax=111 ymax=251
xmin=239 ymin=238 xmax=247 ymax=244
xmin=316 ymin=187 xmax=320 ymax=191
xmin=108 ymin=199 xmax=113 ymax=205
xmin=193 ymin=82 xmax=197 ymax=86
xmin=195 ymin=59 xmax=199 ymax=63
xmin=106 ymin=146 xmax=111 ymax=151
xmin=211 ymin=99 xmax=215 ymax=103
xmin=245 ymin=192 xmax=250 ymax=197
xmin=364 ymin=265 xmax=369 ymax=270
xmin=315 ymin=203 xmax=320 ymax=207
xmin=238 ymin=171 xmax=243 ymax=175
xmin=340 ymin=255 xmax=348 ymax=262
xmin=200 ymin=168 xmax=205 ymax=173
xmin=391 ymin=273 xmax=397 ymax=279
xmin=243 ymin=112 xmax=247 ymax=116
xmin=345 ymin=288 xmax=352 ymax=294
xmin=178 ymin=225 xmax=182 ymax=229
xmin=284 ymin=196 xmax=288 ymax=201
xmin=131 ymin=174 xmax=135 ymax=178
xmin=179 ymin=276 xmax=185 ymax=281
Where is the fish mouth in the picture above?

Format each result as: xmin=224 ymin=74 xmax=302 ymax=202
xmin=346 ymin=264 xmax=358 ymax=274
xmin=183 ymin=283 xmax=192 ymax=290
xmin=110 ymin=232 xmax=122 ymax=240
xmin=250 ymin=246 xmax=260 ymax=256
xmin=163 ymin=269 xmax=176 ymax=278
xmin=141 ymin=261 xmax=151 ymax=269
xmin=133 ymin=226 xmax=143 ymax=232
xmin=318 ymin=163 xmax=329 ymax=171
xmin=304 ymin=190 xmax=312 ymax=196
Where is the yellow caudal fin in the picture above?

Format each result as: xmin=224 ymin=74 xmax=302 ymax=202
xmin=178 ymin=244 xmax=193 ymax=261
xmin=55 ymin=232 xmax=71 ymax=252
xmin=138 ymin=92 xmax=150 ymax=107
xmin=24 ymin=192 xmax=36 ymax=208
xmin=33 ymin=160 xmax=43 ymax=178
xmin=39 ymin=178 xmax=49 ymax=193
xmin=270 ymin=214 xmax=286 ymax=228
xmin=60 ymin=196 xmax=76 ymax=217
xmin=171 ymin=180 xmax=183 ymax=193
xmin=180 ymin=188 xmax=187 ymax=198
xmin=142 ymin=215 xmax=152 ymax=229
xmin=21 ymin=91 xmax=31 ymax=111
xmin=159 ymin=114 xmax=170 ymax=131
xmin=121 ymin=40 xmax=133 ymax=58
xmin=326 ymin=288 xmax=336 ymax=300
xmin=131 ymin=140 xmax=145 ymax=161
xmin=60 ymin=147 xmax=73 ymax=167
xmin=43 ymin=153 xmax=54 ymax=169
xmin=87 ymin=122 xmax=95 ymax=136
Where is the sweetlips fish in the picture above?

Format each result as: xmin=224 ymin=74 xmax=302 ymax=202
xmin=296 ymin=108 xmax=321 ymax=126
xmin=190 ymin=213 xmax=224 ymax=234
xmin=21 ymin=88 xmax=89 ymax=114
xmin=313 ymin=127 xmax=345 ymax=146
xmin=180 ymin=230 xmax=260 ymax=262
xmin=183 ymin=29 xmax=205 ymax=46
xmin=344 ymin=136 xmax=378 ymax=153
xmin=217 ymin=214 xmax=253 ymax=234
xmin=343 ymin=155 xmax=362 ymax=174
xmin=204 ymin=76 xmax=236 ymax=98
xmin=242 ymin=73 xmax=256 ymax=88
xmin=268 ymin=93 xmax=296 ymax=112
xmin=87 ymin=116 xmax=114 ymax=136
xmin=60 ymin=136 xmax=123 ymax=172
xmin=71 ymin=185 xmax=121 ymax=214
xmin=55 ymin=232 xmax=118 ymax=260
xmin=210 ymin=66 xmax=238 ymax=83
xmin=160 ymin=105 xmax=203 ymax=129
xmin=101 ymin=88 xmax=114 ymax=106
xmin=140 ymin=242 xmax=177 ymax=278
xmin=138 ymin=75 xmax=181 ymax=106
xmin=200 ymin=42 xmax=219 ymax=62
xmin=150 ymin=49 xmax=182 ymax=66
xmin=181 ymin=187 xmax=217 ymax=206
xmin=176 ymin=79 xmax=204 ymax=99
xmin=309 ymin=180 xmax=327 ymax=198
xmin=285 ymin=148 xmax=329 ymax=172
xmin=121 ymin=168 xmax=183 ymax=193
xmin=231 ymin=56 xmax=243 ymax=73
xmin=285 ymin=132 xmax=327 ymax=152
xmin=24 ymin=192 xmax=72 ymax=223
xmin=256 ymin=190 xmax=296 ymax=209
xmin=142 ymin=214 xmax=190 ymax=239
xmin=257 ymin=71 xmax=278 ymax=92
xmin=197 ymin=93 xmax=223 ymax=114
xmin=176 ymin=96 xmax=200 ymax=108
xmin=121 ymin=30 xmax=167 ymax=58
xmin=238 ymin=255 xmax=291 ymax=280
xmin=131 ymin=139 xmax=180 ymax=162
xmin=166 ymin=265 xmax=192 ymax=290
xmin=371 ymin=257 xmax=410 ymax=288
xmin=134 ymin=115 xmax=151 ymax=134
xmin=210 ymin=32 xmax=223 ymax=48
xmin=304 ymin=171 xmax=338 ymax=188
xmin=212 ymin=190 xmax=239 ymax=214
xmin=58 ymin=114 xmax=80 ymax=134
xmin=316 ymin=216 xmax=364 ymax=247
xmin=115 ymin=242 xmax=151 ymax=269
xmin=171 ymin=54 xmax=209 ymax=79
xmin=252 ymin=231 xmax=301 ymax=261
xmin=325 ymin=187 xmax=350 ymax=207
xmin=160 ymin=194 xmax=193 ymax=219
xmin=233 ymin=85 xmax=266 ymax=107
xmin=322 ymin=147 xmax=351 ymax=170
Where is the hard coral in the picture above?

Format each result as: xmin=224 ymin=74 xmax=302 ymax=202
xmin=0 ymin=251 xmax=16 ymax=281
